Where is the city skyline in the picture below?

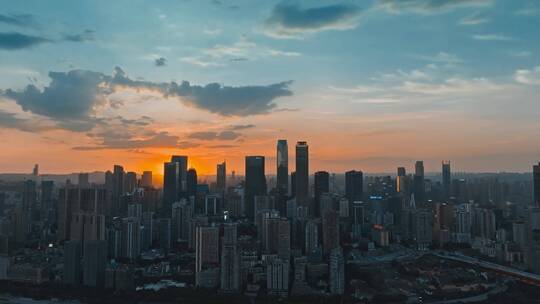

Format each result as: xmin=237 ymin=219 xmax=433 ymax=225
xmin=1 ymin=0 xmax=540 ymax=174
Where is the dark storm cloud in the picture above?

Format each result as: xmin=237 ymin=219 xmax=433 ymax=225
xmin=154 ymin=57 xmax=167 ymax=66
xmin=0 ymin=32 xmax=50 ymax=49
xmin=264 ymin=3 xmax=361 ymax=38
xmin=0 ymin=14 xmax=36 ymax=27
xmin=376 ymin=0 xmax=492 ymax=14
xmin=188 ymin=130 xmax=241 ymax=141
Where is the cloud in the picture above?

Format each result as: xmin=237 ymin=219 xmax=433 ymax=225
xmin=0 ymin=32 xmax=50 ymax=50
xmin=472 ymin=34 xmax=513 ymax=41
xmin=4 ymin=69 xmax=108 ymax=120
xmin=188 ymin=130 xmax=241 ymax=141
xmin=264 ymin=3 xmax=362 ymax=39
xmin=376 ymin=0 xmax=492 ymax=14
xmin=458 ymin=13 xmax=490 ymax=26
xmin=0 ymin=14 xmax=36 ymax=27
xmin=203 ymin=28 xmax=222 ymax=36
xmin=63 ymin=29 xmax=95 ymax=42
xmin=229 ymin=124 xmax=255 ymax=130
xmin=515 ymin=66 xmax=540 ymax=85
xmin=514 ymin=3 xmax=540 ymax=16
xmin=154 ymin=57 xmax=167 ymax=66
xmin=0 ymin=110 xmax=54 ymax=132
xmin=3 ymin=67 xmax=293 ymax=130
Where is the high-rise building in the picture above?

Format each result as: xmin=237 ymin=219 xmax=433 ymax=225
xmin=245 ymin=156 xmax=267 ymax=220
xmin=195 ymin=225 xmax=220 ymax=273
xmin=78 ymin=173 xmax=89 ymax=188
xmin=187 ymin=168 xmax=198 ymax=197
xmin=442 ymin=161 xmax=451 ymax=199
xmin=345 ymin=170 xmax=363 ymax=203
xmin=141 ymin=171 xmax=152 ymax=188
xmin=125 ymin=172 xmax=137 ymax=194
xmin=220 ymin=223 xmax=240 ymax=293
xmin=396 ymin=167 xmax=407 ymax=193
xmin=112 ymin=165 xmax=124 ymax=216
xmin=322 ymin=209 xmax=339 ymax=256
xmin=83 ymin=240 xmax=107 ymax=288
xmin=171 ymin=200 xmax=193 ymax=243
xmin=305 ymin=219 xmax=318 ymax=254
xmin=534 ymin=163 xmax=540 ymax=207
xmin=266 ymin=259 xmax=289 ymax=296
xmin=277 ymin=140 xmax=289 ymax=193
xmin=121 ymin=217 xmax=140 ymax=259
xmin=329 ymin=247 xmax=345 ymax=295
xmin=314 ymin=171 xmax=329 ymax=216
xmin=414 ymin=161 xmax=425 ymax=203
xmin=64 ymin=240 xmax=82 ymax=286
xmin=163 ymin=156 xmax=188 ymax=217
xmin=295 ymin=141 xmax=309 ymax=205
xmin=217 ymin=161 xmax=226 ymax=191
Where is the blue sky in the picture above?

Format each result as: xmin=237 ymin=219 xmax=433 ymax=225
xmin=1 ymin=0 xmax=540 ymax=174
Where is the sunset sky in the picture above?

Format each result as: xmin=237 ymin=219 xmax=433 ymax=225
xmin=1 ymin=0 xmax=540 ymax=175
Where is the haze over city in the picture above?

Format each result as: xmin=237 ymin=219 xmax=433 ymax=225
xmin=1 ymin=0 xmax=540 ymax=175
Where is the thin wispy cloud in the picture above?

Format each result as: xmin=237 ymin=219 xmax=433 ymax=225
xmin=472 ymin=34 xmax=513 ymax=41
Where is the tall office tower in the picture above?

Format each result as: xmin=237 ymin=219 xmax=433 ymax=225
xmin=163 ymin=156 xmax=189 ymax=217
xmin=245 ymin=156 xmax=267 ymax=220
xmin=121 ymin=217 xmax=141 ymax=259
xmin=266 ymin=259 xmax=289 ymax=296
xmin=290 ymin=172 xmax=296 ymax=197
xmin=278 ymin=218 xmax=291 ymax=260
xmin=141 ymin=171 xmax=152 ymax=188
xmin=351 ymin=201 xmax=364 ymax=240
xmin=83 ymin=240 xmax=107 ymax=288
xmin=157 ymin=218 xmax=171 ymax=251
xmin=141 ymin=212 xmax=154 ymax=251
xmin=195 ymin=225 xmax=220 ymax=286
xmin=205 ymin=195 xmax=220 ymax=216
xmin=305 ymin=219 xmax=319 ymax=254
xmin=261 ymin=213 xmax=281 ymax=254
xmin=396 ymin=167 xmax=406 ymax=193
xmin=442 ymin=161 xmax=451 ymax=199
xmin=414 ymin=161 xmax=425 ymax=203
xmin=172 ymin=199 xmax=193 ymax=243
xmin=413 ymin=209 xmax=432 ymax=249
xmin=276 ymin=139 xmax=289 ymax=193
xmin=295 ymin=141 xmax=309 ymax=205
xmin=217 ymin=161 xmax=226 ymax=191
xmin=534 ymin=163 xmax=540 ymax=207
xmin=64 ymin=240 xmax=82 ymax=286
xmin=220 ymin=223 xmax=240 ymax=293
xmin=125 ymin=172 xmax=137 ymax=193
xmin=33 ymin=164 xmax=39 ymax=177
xmin=322 ymin=209 xmax=339 ymax=256
xmin=111 ymin=165 xmax=124 ymax=216
xmin=78 ymin=173 xmax=89 ymax=188
xmin=40 ymin=180 xmax=54 ymax=219
xmin=22 ymin=179 xmax=37 ymax=212
xmin=329 ymin=247 xmax=345 ymax=295
xmin=345 ymin=170 xmax=363 ymax=203
xmin=314 ymin=171 xmax=330 ymax=217
xmin=187 ymin=168 xmax=198 ymax=197
xmin=70 ymin=213 xmax=106 ymax=242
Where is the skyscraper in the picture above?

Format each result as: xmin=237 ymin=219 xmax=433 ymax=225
xmin=534 ymin=162 xmax=540 ymax=207
xmin=83 ymin=240 xmax=107 ymax=288
xmin=245 ymin=156 xmax=267 ymax=220
xmin=163 ymin=155 xmax=188 ymax=216
xmin=414 ymin=161 xmax=425 ymax=203
xmin=322 ymin=209 xmax=339 ymax=256
xmin=277 ymin=140 xmax=288 ymax=193
xmin=329 ymin=247 xmax=345 ymax=295
xmin=125 ymin=171 xmax=137 ymax=193
xmin=220 ymin=223 xmax=240 ymax=293
xmin=314 ymin=171 xmax=330 ymax=216
xmin=64 ymin=240 xmax=82 ymax=286
xmin=195 ymin=225 xmax=220 ymax=287
xmin=141 ymin=171 xmax=152 ymax=188
xmin=442 ymin=161 xmax=451 ymax=200
xmin=78 ymin=173 xmax=89 ymax=187
xmin=396 ymin=167 xmax=407 ymax=193
xmin=217 ymin=161 xmax=226 ymax=191
xmin=187 ymin=168 xmax=198 ymax=197
xmin=295 ymin=141 xmax=309 ymax=205
xmin=345 ymin=170 xmax=363 ymax=203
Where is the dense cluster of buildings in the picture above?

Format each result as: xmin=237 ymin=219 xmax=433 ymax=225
xmin=0 ymin=144 xmax=539 ymax=299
